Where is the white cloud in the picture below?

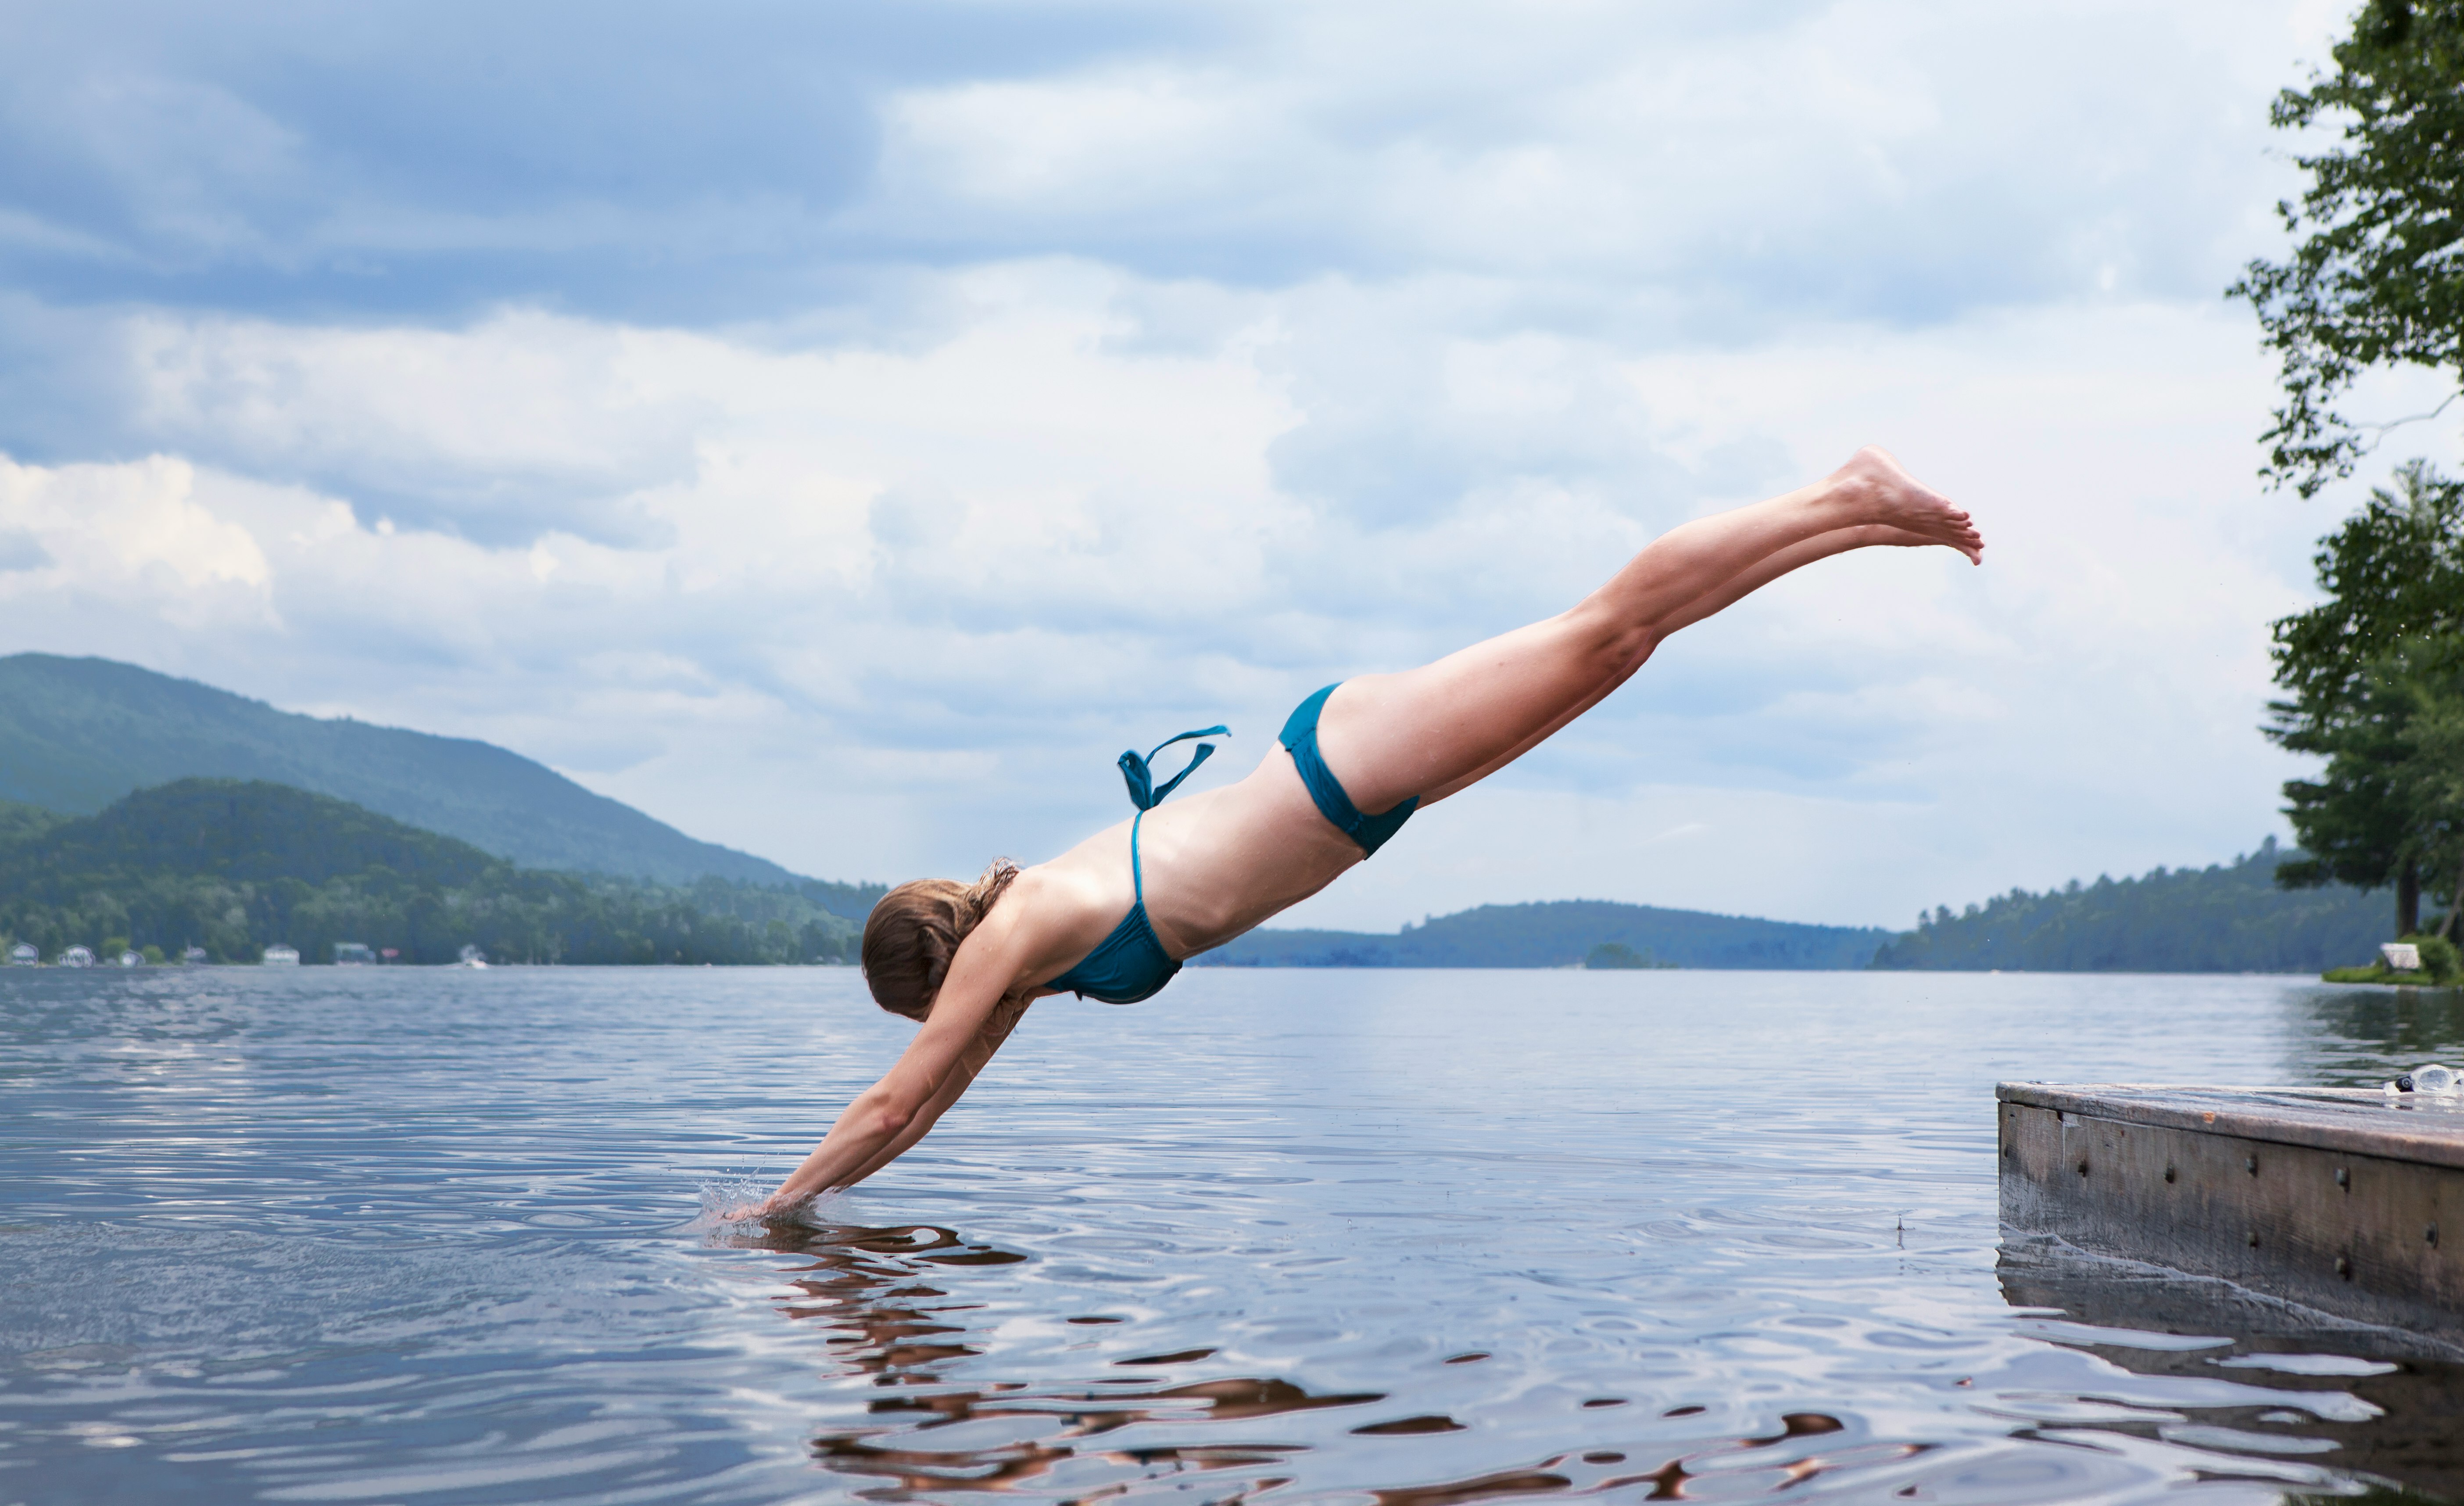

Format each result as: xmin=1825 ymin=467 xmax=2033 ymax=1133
xmin=0 ymin=455 xmax=274 ymax=638
xmin=0 ymin=0 xmax=2410 ymax=931
xmin=0 ymin=269 xmax=2355 ymax=927
xmin=858 ymin=0 xmax=2327 ymax=323
xmin=123 ymin=308 xmax=707 ymax=545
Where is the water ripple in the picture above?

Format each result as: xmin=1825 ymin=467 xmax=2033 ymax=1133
xmin=6 ymin=966 xmax=2464 ymax=1501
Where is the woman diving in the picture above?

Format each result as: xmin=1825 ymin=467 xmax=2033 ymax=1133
xmin=747 ymin=445 xmax=1982 ymax=1216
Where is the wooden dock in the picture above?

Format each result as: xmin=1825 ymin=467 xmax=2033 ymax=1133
xmin=1998 ymin=1082 xmax=2464 ymax=1340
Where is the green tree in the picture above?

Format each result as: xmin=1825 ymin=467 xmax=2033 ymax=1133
xmin=2230 ymin=0 xmax=2464 ymax=495
xmin=2267 ymin=464 xmax=2464 ymax=932
xmin=2388 ymin=638 xmax=2464 ymax=935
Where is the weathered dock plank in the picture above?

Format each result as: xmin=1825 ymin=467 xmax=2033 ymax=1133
xmin=1998 ymin=1083 xmax=2464 ymax=1338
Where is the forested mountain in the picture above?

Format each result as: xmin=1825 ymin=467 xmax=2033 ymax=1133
xmin=1869 ymin=837 xmax=2386 ymax=972
xmin=0 ymin=653 xmax=874 ymax=896
xmin=1195 ymin=899 xmax=1890 ymax=971
xmin=0 ymin=744 xmax=2392 ymax=978
xmin=0 ymin=779 xmax=861 ymax=966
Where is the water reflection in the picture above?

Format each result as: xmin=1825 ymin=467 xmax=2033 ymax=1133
xmin=29 ymin=967 xmax=2464 ymax=1503
xmin=737 ymin=1219 xmax=1365 ymax=1494
xmin=2289 ymin=983 xmax=2464 ymax=1087
xmin=739 ymin=1219 xmax=1928 ymax=1504
xmin=2000 ymin=1236 xmax=2464 ymax=1499
xmin=735 ymin=1206 xmax=2464 ymax=1503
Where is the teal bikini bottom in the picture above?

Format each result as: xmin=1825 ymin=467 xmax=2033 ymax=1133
xmin=1278 ymin=682 xmax=1418 ymax=857
xmin=1042 ymin=685 xmax=1416 ymax=1005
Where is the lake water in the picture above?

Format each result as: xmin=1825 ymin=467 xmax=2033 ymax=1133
xmin=6 ymin=967 xmax=2464 ymax=1505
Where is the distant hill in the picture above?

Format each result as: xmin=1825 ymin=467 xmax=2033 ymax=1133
xmin=1193 ymin=839 xmax=2397 ymax=975
xmin=0 ymin=654 xmax=879 ymax=905
xmin=7 ymin=777 xmax=494 ymax=889
xmin=0 ymin=778 xmax=861 ymax=965
xmin=1194 ymin=899 xmax=1891 ymax=971
xmin=1869 ymin=837 xmax=2387 ymax=973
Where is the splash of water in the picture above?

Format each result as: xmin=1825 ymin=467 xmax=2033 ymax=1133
xmin=693 ymin=1175 xmax=840 ymax=1232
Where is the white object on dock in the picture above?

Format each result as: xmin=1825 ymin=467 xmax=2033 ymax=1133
xmin=2388 ymin=1063 xmax=2460 ymax=1096
xmin=2383 ymin=942 xmax=2424 ymax=972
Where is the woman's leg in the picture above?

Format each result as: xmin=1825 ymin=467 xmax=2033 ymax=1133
xmin=1317 ymin=447 xmax=1980 ymax=813
xmin=1412 ymin=519 xmax=1957 ymax=800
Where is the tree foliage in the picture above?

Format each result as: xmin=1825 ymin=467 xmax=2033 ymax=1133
xmin=0 ymin=779 xmax=863 ymax=965
xmin=2381 ymin=636 xmax=2464 ymax=932
xmin=2230 ymin=0 xmax=2464 ymax=495
xmin=0 ymin=798 xmax=63 ymax=847
xmin=1867 ymin=838 xmax=2386 ymax=972
xmin=2267 ymin=462 xmax=2464 ymax=932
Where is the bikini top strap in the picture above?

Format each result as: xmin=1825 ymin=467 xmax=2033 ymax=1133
xmin=1131 ymin=809 xmax=1146 ymax=905
xmin=1115 ymin=724 xmax=1231 ymax=810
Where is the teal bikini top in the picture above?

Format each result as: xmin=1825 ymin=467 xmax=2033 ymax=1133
xmin=1042 ymin=724 xmax=1226 ymax=1005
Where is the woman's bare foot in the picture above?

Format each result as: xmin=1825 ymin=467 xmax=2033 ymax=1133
xmin=1840 ymin=520 xmax=1984 ymax=566
xmin=1825 ymin=446 xmax=1983 ymax=563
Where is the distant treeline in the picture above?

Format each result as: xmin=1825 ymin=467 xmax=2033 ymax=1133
xmin=1193 ymin=899 xmax=1890 ymax=971
xmin=1869 ymin=836 xmax=2384 ymax=973
xmin=0 ymin=781 xmax=2399 ymax=976
xmin=0 ymin=780 xmax=864 ymax=965
xmin=1196 ymin=839 xmax=2390 ymax=974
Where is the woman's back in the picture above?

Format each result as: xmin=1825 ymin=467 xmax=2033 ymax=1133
xmin=1027 ymin=748 xmax=1364 ymax=978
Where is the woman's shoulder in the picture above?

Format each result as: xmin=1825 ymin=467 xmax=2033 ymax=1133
xmin=1005 ymin=854 xmax=1114 ymax=918
xmin=1022 ymin=818 xmax=1132 ymax=889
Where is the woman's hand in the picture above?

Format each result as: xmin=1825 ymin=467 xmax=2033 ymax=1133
xmin=720 ymin=1192 xmax=784 ymax=1223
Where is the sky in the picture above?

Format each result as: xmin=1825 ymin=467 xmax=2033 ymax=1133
xmin=0 ymin=0 xmax=2438 ymax=932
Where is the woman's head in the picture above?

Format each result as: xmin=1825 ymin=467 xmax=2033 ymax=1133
xmin=861 ymin=860 xmax=1019 ymax=1022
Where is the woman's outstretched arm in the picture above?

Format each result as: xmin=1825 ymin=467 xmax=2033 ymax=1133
xmin=749 ymin=907 xmax=1039 ymax=1214
xmin=831 ymin=996 xmax=1031 ymax=1190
